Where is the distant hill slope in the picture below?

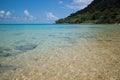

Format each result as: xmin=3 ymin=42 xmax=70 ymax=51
xmin=56 ymin=0 xmax=120 ymax=24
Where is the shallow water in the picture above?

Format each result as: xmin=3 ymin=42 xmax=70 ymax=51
xmin=0 ymin=24 xmax=120 ymax=80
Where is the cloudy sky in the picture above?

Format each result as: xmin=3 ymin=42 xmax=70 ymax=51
xmin=0 ymin=0 xmax=93 ymax=24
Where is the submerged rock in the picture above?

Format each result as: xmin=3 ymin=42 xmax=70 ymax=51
xmin=15 ymin=44 xmax=37 ymax=52
xmin=0 ymin=47 xmax=12 ymax=57
xmin=0 ymin=64 xmax=16 ymax=73
xmin=0 ymin=52 xmax=12 ymax=57
xmin=3 ymin=48 xmax=11 ymax=51
xmin=0 ymin=47 xmax=12 ymax=52
xmin=0 ymin=50 xmax=3 ymax=53
xmin=3 ymin=53 xmax=12 ymax=57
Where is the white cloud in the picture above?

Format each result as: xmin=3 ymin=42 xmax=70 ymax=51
xmin=0 ymin=10 xmax=12 ymax=18
xmin=74 ymin=0 xmax=85 ymax=3
xmin=46 ymin=12 xmax=58 ymax=20
xmin=6 ymin=11 xmax=11 ymax=16
xmin=0 ymin=10 xmax=38 ymax=23
xmin=66 ymin=4 xmax=80 ymax=9
xmin=73 ymin=0 xmax=93 ymax=3
xmin=24 ymin=10 xmax=30 ymax=16
xmin=24 ymin=10 xmax=36 ymax=20
xmin=66 ymin=0 xmax=93 ymax=10
xmin=0 ymin=10 xmax=5 ymax=14
xmin=0 ymin=10 xmax=5 ymax=17
xmin=59 ymin=1 xmax=63 ymax=4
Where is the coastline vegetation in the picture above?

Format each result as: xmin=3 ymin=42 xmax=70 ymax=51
xmin=56 ymin=0 xmax=120 ymax=24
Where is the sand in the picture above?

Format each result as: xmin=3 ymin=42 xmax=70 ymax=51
xmin=0 ymin=30 xmax=120 ymax=80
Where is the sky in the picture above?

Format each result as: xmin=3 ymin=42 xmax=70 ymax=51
xmin=0 ymin=0 xmax=93 ymax=24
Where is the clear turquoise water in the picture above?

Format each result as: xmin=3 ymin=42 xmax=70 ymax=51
xmin=0 ymin=24 xmax=120 ymax=79
xmin=0 ymin=24 xmax=120 ymax=58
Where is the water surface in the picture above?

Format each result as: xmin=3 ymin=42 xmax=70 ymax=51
xmin=0 ymin=24 xmax=120 ymax=80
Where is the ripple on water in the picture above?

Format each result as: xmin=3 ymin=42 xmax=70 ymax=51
xmin=13 ymin=33 xmax=24 ymax=36
xmin=14 ymin=40 xmax=26 ymax=44
xmin=63 ymin=37 xmax=77 ymax=44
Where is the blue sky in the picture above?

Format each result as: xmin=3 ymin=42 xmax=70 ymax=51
xmin=0 ymin=0 xmax=93 ymax=24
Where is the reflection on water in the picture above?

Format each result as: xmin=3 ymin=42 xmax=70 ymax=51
xmin=0 ymin=24 xmax=120 ymax=80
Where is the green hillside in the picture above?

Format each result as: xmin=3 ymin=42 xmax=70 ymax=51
xmin=56 ymin=0 xmax=120 ymax=24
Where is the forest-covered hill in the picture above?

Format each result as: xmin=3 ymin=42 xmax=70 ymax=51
xmin=56 ymin=0 xmax=120 ymax=24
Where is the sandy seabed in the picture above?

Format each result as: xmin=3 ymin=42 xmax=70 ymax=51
xmin=0 ymin=31 xmax=120 ymax=80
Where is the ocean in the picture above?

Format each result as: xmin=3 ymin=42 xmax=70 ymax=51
xmin=0 ymin=24 xmax=120 ymax=80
